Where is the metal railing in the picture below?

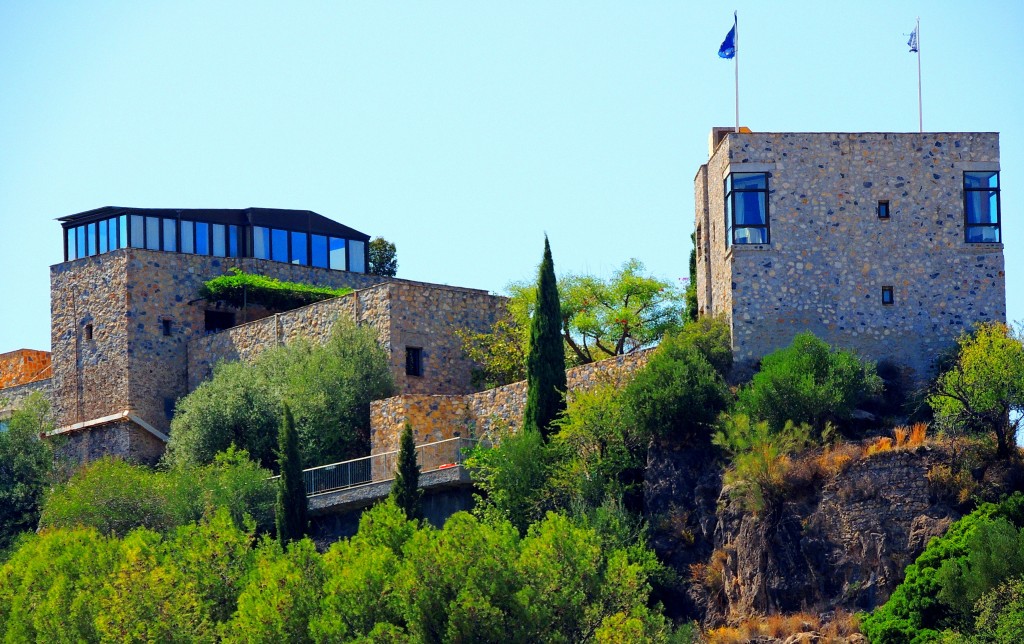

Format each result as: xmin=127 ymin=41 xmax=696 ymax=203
xmin=286 ymin=437 xmax=481 ymax=497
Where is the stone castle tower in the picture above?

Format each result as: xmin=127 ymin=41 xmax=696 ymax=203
xmin=695 ymin=130 xmax=1006 ymax=380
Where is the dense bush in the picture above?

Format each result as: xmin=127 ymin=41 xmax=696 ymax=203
xmin=40 ymin=448 xmax=274 ymax=537
xmin=166 ymin=319 xmax=394 ymax=470
xmin=736 ymin=332 xmax=882 ymax=438
xmin=0 ymin=392 xmax=56 ymax=553
xmin=624 ymin=333 xmax=729 ymax=445
xmin=861 ymin=493 xmax=1024 ymax=643
xmin=929 ymin=321 xmax=1024 ymax=458
xmin=199 ymin=267 xmax=352 ymax=310
xmin=0 ymin=499 xmax=673 ymax=642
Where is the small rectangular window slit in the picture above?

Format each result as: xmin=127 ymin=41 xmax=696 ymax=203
xmin=162 ymin=319 xmax=172 ymax=336
xmin=882 ymin=286 xmax=894 ymax=305
xmin=877 ymin=200 xmax=890 ymax=219
xmin=405 ymin=347 xmax=423 ymax=377
xmin=84 ymin=324 xmax=93 ymax=341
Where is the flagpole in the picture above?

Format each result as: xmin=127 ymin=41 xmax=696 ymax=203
xmin=734 ymin=11 xmax=739 ymax=133
xmin=916 ymin=17 xmax=922 ymax=133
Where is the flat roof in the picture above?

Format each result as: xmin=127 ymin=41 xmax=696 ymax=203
xmin=58 ymin=207 xmax=370 ymax=241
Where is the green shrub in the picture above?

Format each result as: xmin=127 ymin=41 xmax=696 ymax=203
xmin=467 ymin=424 xmax=554 ymax=535
xmin=737 ymin=332 xmax=882 ymax=438
xmin=624 ymin=335 xmax=729 ymax=445
xmin=0 ymin=392 xmax=56 ymax=553
xmin=199 ymin=267 xmax=352 ymax=310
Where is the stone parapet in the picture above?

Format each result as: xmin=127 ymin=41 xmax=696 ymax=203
xmin=0 ymin=378 xmax=52 ymax=417
xmin=369 ymin=349 xmax=652 ymax=456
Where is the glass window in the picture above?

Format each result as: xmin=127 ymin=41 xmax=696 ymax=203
xmin=163 ymin=219 xmax=177 ymax=252
xmin=271 ymin=229 xmax=288 ymax=262
xmin=99 ymin=220 xmax=108 ymax=254
xmin=181 ymin=221 xmax=194 ymax=254
xmin=119 ymin=216 xmax=127 ymax=250
xmin=77 ymin=226 xmax=86 ymax=257
xmin=349 ymin=240 xmax=366 ymax=273
xmin=196 ymin=222 xmax=210 ymax=255
xmin=311 ymin=234 xmax=328 ymax=268
xmin=67 ymin=228 xmax=77 ymax=261
xmin=329 ymin=237 xmax=346 ymax=270
xmin=86 ymin=223 xmax=97 ymax=256
xmin=964 ymin=171 xmax=1000 ymax=243
xmin=252 ymin=226 xmax=269 ymax=259
xmin=145 ymin=217 xmax=160 ymax=250
xmin=109 ymin=217 xmax=119 ymax=250
xmin=406 ymin=347 xmax=423 ymax=376
xmin=212 ymin=224 xmax=226 ymax=257
xmin=725 ymin=172 xmax=769 ymax=246
xmin=290 ymin=231 xmax=307 ymax=265
xmin=877 ymin=200 xmax=890 ymax=219
xmin=228 ymin=225 xmax=239 ymax=257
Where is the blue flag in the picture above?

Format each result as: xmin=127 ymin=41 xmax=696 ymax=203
xmin=719 ymin=22 xmax=736 ymax=59
xmin=908 ymin=26 xmax=919 ymax=53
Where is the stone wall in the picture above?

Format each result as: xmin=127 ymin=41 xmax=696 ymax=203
xmin=696 ymin=132 xmax=1005 ymax=380
xmin=187 ymin=280 xmax=505 ymax=396
xmin=369 ymin=349 xmax=652 ymax=458
xmin=51 ymin=248 xmax=388 ymax=443
xmin=0 ymin=378 xmax=52 ymax=417
xmin=0 ymin=349 xmax=52 ymax=389
xmin=56 ymin=420 xmax=166 ymax=466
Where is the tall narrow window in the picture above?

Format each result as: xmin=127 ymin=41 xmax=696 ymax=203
xmin=67 ymin=228 xmax=77 ymax=260
xmin=877 ymin=200 xmax=890 ymax=219
xmin=252 ymin=226 xmax=269 ymax=259
xmin=84 ymin=324 xmax=93 ymax=341
xmin=964 ymin=171 xmax=1000 ymax=242
xmin=195 ymin=222 xmax=210 ymax=255
xmin=108 ymin=217 xmax=119 ymax=250
xmin=882 ymin=286 xmax=894 ymax=305
xmin=311 ymin=234 xmax=328 ymax=268
xmin=99 ymin=219 xmax=109 ymax=253
xmin=163 ymin=219 xmax=177 ymax=252
xmin=271 ymin=229 xmax=288 ymax=262
xmin=77 ymin=226 xmax=87 ymax=256
xmin=162 ymin=319 xmax=173 ymax=336
xmin=290 ymin=231 xmax=308 ymax=265
xmin=725 ymin=172 xmax=769 ymax=245
xmin=349 ymin=240 xmax=366 ymax=272
xmin=329 ymin=237 xmax=346 ymax=270
xmin=228 ymin=225 xmax=239 ymax=257
xmin=145 ymin=216 xmax=160 ymax=250
xmin=212 ymin=224 xmax=226 ymax=257
xmin=405 ymin=347 xmax=423 ymax=376
xmin=118 ymin=216 xmax=128 ymax=249
xmin=181 ymin=221 xmax=195 ymax=254
xmin=87 ymin=222 xmax=98 ymax=255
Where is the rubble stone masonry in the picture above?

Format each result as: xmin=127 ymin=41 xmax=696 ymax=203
xmin=695 ymin=132 xmax=1005 ymax=380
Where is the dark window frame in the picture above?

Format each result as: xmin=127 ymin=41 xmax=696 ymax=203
xmin=725 ymin=172 xmax=770 ymax=246
xmin=162 ymin=318 xmax=173 ymax=336
xmin=964 ymin=171 xmax=1001 ymax=243
xmin=84 ymin=323 xmax=94 ymax=341
xmin=877 ymin=200 xmax=890 ymax=219
xmin=881 ymin=286 xmax=894 ymax=305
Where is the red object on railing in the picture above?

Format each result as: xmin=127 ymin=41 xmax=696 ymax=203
xmin=437 ymin=463 xmax=456 ymax=469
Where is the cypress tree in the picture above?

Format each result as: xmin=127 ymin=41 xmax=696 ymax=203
xmin=275 ymin=402 xmax=307 ymax=543
xmin=390 ymin=421 xmax=423 ymax=521
xmin=523 ymin=236 xmax=567 ymax=440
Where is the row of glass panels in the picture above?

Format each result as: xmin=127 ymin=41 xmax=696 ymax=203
xmin=66 ymin=215 xmax=366 ymax=272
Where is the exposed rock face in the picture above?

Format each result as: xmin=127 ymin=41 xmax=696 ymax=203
xmin=646 ymin=444 xmax=972 ymax=625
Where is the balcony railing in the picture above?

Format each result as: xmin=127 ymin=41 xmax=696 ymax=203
xmin=271 ymin=437 xmax=482 ymax=498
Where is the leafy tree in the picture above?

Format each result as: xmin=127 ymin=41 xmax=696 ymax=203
xmin=624 ymin=334 xmax=730 ymax=445
xmin=40 ymin=449 xmax=274 ymax=537
xmin=166 ymin=319 xmax=394 ymax=469
xmin=972 ymin=577 xmax=1024 ymax=642
xmin=390 ymin=422 xmax=423 ymax=522
xmin=673 ymin=316 xmax=733 ymax=378
xmin=165 ymin=360 xmax=281 ymax=469
xmin=0 ymin=392 xmax=55 ymax=552
xmin=368 ymin=236 xmax=398 ymax=277
xmin=523 ymin=236 xmax=567 ymax=440
xmin=276 ymin=403 xmax=307 ymax=544
xmin=929 ymin=322 xmax=1024 ymax=458
xmin=936 ymin=518 xmax=1024 ymax=621
xmin=685 ymin=232 xmax=698 ymax=323
xmin=736 ymin=332 xmax=882 ymax=438
xmin=461 ymin=258 xmax=683 ymax=387
xmin=467 ymin=423 xmax=554 ymax=535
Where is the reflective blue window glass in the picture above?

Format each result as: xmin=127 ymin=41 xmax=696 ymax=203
xmin=163 ymin=219 xmax=177 ymax=252
xmin=726 ymin=172 xmax=770 ymax=246
xmin=964 ymin=171 xmax=1001 ymax=243
xmin=195 ymin=222 xmax=210 ymax=255
xmin=67 ymin=228 xmax=77 ymax=260
xmin=130 ymin=215 xmax=144 ymax=248
xmin=145 ymin=217 xmax=160 ymax=250
xmin=228 ymin=225 xmax=239 ymax=257
xmin=181 ymin=221 xmax=194 ymax=253
xmin=108 ymin=218 xmax=118 ymax=250
xmin=290 ymin=231 xmax=307 ymax=265
xmin=77 ymin=226 xmax=87 ymax=256
xmin=349 ymin=240 xmax=366 ymax=273
xmin=87 ymin=223 xmax=97 ymax=256
xmin=271 ymin=229 xmax=288 ymax=262
xmin=212 ymin=224 xmax=226 ymax=257
xmin=99 ymin=220 xmax=108 ymax=254
xmin=119 ymin=216 xmax=127 ymax=249
xmin=329 ymin=237 xmax=346 ymax=270
xmin=252 ymin=226 xmax=269 ymax=259
xmin=311 ymin=234 xmax=328 ymax=267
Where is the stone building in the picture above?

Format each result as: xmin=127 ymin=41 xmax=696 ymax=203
xmin=695 ymin=130 xmax=1006 ymax=380
xmin=45 ymin=206 xmax=504 ymax=464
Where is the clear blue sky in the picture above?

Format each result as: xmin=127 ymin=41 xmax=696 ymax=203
xmin=1 ymin=1 xmax=1021 ymax=352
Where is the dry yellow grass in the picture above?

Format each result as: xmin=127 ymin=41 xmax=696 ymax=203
xmin=909 ymin=422 xmax=928 ymax=446
xmin=893 ymin=425 xmax=909 ymax=448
